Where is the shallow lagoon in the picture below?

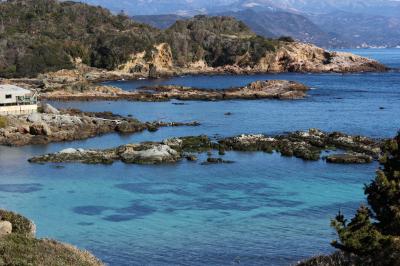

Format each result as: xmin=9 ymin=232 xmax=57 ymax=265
xmin=0 ymin=49 xmax=399 ymax=265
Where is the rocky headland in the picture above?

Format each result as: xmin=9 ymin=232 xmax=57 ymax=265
xmin=28 ymin=129 xmax=382 ymax=165
xmin=39 ymin=80 xmax=309 ymax=102
xmin=0 ymin=209 xmax=102 ymax=265
xmin=0 ymin=104 xmax=199 ymax=146
xmin=0 ymin=3 xmax=388 ymax=103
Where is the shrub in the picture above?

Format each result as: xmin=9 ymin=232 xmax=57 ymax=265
xmin=0 ymin=116 xmax=7 ymax=128
xmin=331 ymin=133 xmax=400 ymax=265
xmin=278 ymin=36 xmax=295 ymax=42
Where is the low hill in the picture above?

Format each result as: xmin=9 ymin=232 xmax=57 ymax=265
xmin=0 ymin=0 xmax=280 ymax=78
xmin=0 ymin=0 xmax=386 ymax=79
xmin=0 ymin=0 xmax=160 ymax=77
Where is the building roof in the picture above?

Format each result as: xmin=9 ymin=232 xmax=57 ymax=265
xmin=0 ymin=84 xmax=32 ymax=95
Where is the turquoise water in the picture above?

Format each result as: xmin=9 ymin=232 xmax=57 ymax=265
xmin=0 ymin=49 xmax=399 ymax=265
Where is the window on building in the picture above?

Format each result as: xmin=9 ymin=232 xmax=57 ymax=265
xmin=5 ymin=94 xmax=12 ymax=99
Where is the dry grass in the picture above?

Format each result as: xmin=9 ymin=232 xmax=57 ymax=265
xmin=0 ymin=234 xmax=103 ymax=266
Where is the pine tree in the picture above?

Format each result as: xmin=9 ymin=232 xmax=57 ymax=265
xmin=332 ymin=133 xmax=400 ymax=265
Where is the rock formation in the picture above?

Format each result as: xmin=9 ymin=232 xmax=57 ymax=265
xmin=28 ymin=129 xmax=383 ymax=165
xmin=257 ymin=42 xmax=387 ymax=73
xmin=40 ymin=80 xmax=309 ymax=101
xmin=0 ymin=106 xmax=199 ymax=146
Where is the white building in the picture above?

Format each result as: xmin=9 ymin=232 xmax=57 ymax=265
xmin=0 ymin=84 xmax=38 ymax=115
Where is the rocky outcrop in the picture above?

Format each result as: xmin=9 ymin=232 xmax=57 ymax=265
xmin=41 ymin=80 xmax=309 ymax=101
xmin=220 ymin=129 xmax=382 ymax=161
xmin=29 ymin=144 xmax=182 ymax=165
xmin=0 ymin=209 xmax=36 ymax=238
xmin=0 ymin=107 xmax=199 ymax=146
xmin=257 ymin=43 xmax=388 ymax=73
xmin=0 ymin=209 xmax=103 ymax=265
xmin=118 ymin=144 xmax=180 ymax=164
xmin=0 ymin=42 xmax=387 ymax=100
xmin=0 ymin=221 xmax=12 ymax=238
xmin=28 ymin=129 xmax=383 ymax=165
xmin=325 ymin=153 xmax=373 ymax=164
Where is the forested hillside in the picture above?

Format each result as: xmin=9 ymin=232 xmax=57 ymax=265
xmin=0 ymin=0 xmax=280 ymax=78
xmin=0 ymin=0 xmax=160 ymax=77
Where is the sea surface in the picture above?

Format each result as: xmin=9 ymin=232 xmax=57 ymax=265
xmin=0 ymin=49 xmax=399 ymax=265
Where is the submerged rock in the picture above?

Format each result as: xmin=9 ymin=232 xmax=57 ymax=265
xmin=202 ymin=158 xmax=235 ymax=165
xmin=325 ymin=153 xmax=373 ymax=164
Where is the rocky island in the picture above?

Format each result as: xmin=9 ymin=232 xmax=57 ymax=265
xmin=28 ymin=129 xmax=382 ymax=165
xmin=40 ymin=80 xmax=309 ymax=102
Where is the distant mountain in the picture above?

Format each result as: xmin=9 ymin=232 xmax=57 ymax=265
xmin=309 ymin=11 xmax=400 ymax=48
xmin=225 ymin=0 xmax=400 ymax=17
xmin=133 ymin=10 xmax=346 ymax=48
xmin=67 ymin=0 xmax=400 ymax=48
xmin=216 ymin=9 xmax=345 ymax=48
xmin=133 ymin=15 xmax=188 ymax=29
xmin=78 ymin=0 xmax=400 ymax=18
xmin=75 ymin=0 xmax=233 ymax=15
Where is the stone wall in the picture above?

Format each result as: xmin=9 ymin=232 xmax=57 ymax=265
xmin=0 ymin=104 xmax=37 ymax=115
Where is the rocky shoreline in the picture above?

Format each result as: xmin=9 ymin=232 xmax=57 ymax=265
xmin=29 ymin=129 xmax=382 ymax=165
xmin=0 ymin=42 xmax=388 ymax=104
xmin=40 ymin=80 xmax=310 ymax=102
xmin=0 ymin=104 xmax=199 ymax=146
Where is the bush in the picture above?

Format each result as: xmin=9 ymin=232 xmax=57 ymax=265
xmin=331 ymin=133 xmax=400 ymax=265
xmin=278 ymin=36 xmax=295 ymax=42
xmin=0 ymin=116 xmax=7 ymax=128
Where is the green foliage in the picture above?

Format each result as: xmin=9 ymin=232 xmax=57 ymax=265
xmin=331 ymin=133 xmax=400 ymax=265
xmin=0 ymin=0 xmax=159 ymax=77
xmin=162 ymin=16 xmax=278 ymax=67
xmin=278 ymin=36 xmax=295 ymax=42
xmin=0 ymin=0 xmax=283 ymax=78
xmin=0 ymin=116 xmax=7 ymax=128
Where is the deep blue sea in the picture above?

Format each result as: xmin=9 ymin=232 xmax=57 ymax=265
xmin=0 ymin=49 xmax=399 ymax=265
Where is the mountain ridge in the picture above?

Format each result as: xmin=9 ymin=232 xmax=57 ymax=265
xmin=77 ymin=0 xmax=400 ymax=48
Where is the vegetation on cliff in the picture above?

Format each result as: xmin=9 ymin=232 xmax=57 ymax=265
xmin=0 ymin=0 xmax=160 ymax=77
xmin=0 ymin=0 xmax=281 ymax=78
xmin=162 ymin=15 xmax=278 ymax=67
xmin=0 ymin=209 xmax=102 ymax=265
